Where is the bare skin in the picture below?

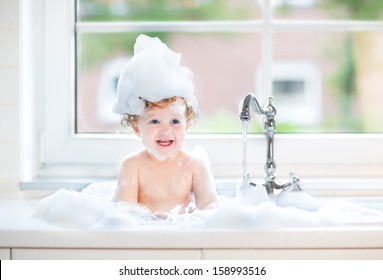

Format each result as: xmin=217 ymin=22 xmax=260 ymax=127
xmin=113 ymin=98 xmax=218 ymax=213
xmin=114 ymin=149 xmax=217 ymax=213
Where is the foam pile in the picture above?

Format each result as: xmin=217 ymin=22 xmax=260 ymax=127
xmin=113 ymin=34 xmax=198 ymax=116
xmin=33 ymin=181 xmax=383 ymax=230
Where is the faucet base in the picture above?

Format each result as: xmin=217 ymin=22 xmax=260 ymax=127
xmin=262 ymin=172 xmax=302 ymax=195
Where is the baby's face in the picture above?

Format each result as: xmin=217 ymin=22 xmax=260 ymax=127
xmin=134 ymin=98 xmax=188 ymax=161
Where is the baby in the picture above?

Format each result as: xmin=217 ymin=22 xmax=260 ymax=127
xmin=112 ymin=35 xmax=218 ymax=214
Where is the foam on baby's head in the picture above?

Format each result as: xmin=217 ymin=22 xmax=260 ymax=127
xmin=113 ymin=34 xmax=198 ymax=117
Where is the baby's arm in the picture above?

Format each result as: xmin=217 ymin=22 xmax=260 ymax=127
xmin=191 ymin=159 xmax=218 ymax=210
xmin=112 ymin=157 xmax=139 ymax=203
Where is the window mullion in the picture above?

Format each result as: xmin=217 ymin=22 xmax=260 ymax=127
xmin=75 ymin=20 xmax=264 ymax=33
xmin=272 ymin=20 xmax=383 ymax=31
xmin=260 ymin=0 xmax=273 ymax=102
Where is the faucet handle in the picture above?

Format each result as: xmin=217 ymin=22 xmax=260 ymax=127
xmin=262 ymin=96 xmax=277 ymax=117
xmin=288 ymin=171 xmax=302 ymax=191
xmin=289 ymin=171 xmax=299 ymax=182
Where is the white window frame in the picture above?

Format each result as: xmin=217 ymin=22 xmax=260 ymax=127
xmin=22 ymin=0 xmax=383 ymax=190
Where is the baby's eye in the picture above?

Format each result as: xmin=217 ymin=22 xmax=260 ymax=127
xmin=149 ymin=119 xmax=160 ymax=125
xmin=170 ymin=119 xmax=180 ymax=125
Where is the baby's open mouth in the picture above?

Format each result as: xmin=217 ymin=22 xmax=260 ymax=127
xmin=156 ymin=139 xmax=174 ymax=146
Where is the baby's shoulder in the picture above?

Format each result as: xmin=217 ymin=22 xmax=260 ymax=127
xmin=182 ymin=150 xmax=208 ymax=169
xmin=120 ymin=151 xmax=146 ymax=169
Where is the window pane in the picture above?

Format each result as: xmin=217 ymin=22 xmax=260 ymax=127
xmin=77 ymin=0 xmax=261 ymax=22
xmin=76 ymin=29 xmax=383 ymax=134
xmin=273 ymin=30 xmax=383 ymax=133
xmin=76 ymin=32 xmax=261 ymax=134
xmin=273 ymin=0 xmax=383 ymax=20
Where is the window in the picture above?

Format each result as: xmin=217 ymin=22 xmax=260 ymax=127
xmin=22 ymin=0 xmax=383 ymax=186
xmin=269 ymin=61 xmax=322 ymax=127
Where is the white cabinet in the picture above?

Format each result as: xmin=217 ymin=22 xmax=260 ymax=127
xmin=11 ymin=248 xmax=201 ymax=260
xmin=11 ymin=248 xmax=383 ymax=260
xmin=0 ymin=248 xmax=10 ymax=260
xmin=202 ymin=249 xmax=383 ymax=260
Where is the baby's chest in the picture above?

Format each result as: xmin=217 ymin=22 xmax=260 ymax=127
xmin=140 ymin=163 xmax=193 ymax=182
xmin=139 ymin=169 xmax=193 ymax=197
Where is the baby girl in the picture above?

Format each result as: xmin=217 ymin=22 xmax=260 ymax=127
xmin=112 ymin=35 xmax=218 ymax=214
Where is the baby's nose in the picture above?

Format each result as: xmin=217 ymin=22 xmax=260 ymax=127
xmin=158 ymin=129 xmax=172 ymax=137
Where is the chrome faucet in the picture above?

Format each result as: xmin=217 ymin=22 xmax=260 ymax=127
xmin=239 ymin=93 xmax=302 ymax=194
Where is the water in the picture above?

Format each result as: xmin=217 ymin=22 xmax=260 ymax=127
xmin=241 ymin=120 xmax=249 ymax=204
xmin=236 ymin=120 xmax=270 ymax=206
xmin=242 ymin=120 xmax=248 ymax=177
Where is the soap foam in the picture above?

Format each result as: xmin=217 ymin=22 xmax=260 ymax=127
xmin=113 ymin=34 xmax=198 ymax=117
xmin=33 ymin=180 xmax=383 ymax=230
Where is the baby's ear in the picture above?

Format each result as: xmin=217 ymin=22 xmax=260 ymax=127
xmin=132 ymin=122 xmax=141 ymax=136
xmin=186 ymin=119 xmax=195 ymax=130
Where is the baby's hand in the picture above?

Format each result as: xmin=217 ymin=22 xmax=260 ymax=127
xmin=153 ymin=211 xmax=170 ymax=220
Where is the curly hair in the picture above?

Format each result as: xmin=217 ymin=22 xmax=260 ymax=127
xmin=120 ymin=97 xmax=197 ymax=130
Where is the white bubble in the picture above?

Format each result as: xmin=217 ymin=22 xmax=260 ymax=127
xmin=33 ymin=180 xmax=383 ymax=230
xmin=113 ymin=34 xmax=199 ymax=117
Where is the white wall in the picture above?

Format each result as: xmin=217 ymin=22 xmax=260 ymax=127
xmin=0 ymin=0 xmax=21 ymax=197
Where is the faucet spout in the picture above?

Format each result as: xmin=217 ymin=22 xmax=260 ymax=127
xmin=239 ymin=93 xmax=252 ymax=121
xmin=239 ymin=93 xmax=265 ymax=121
